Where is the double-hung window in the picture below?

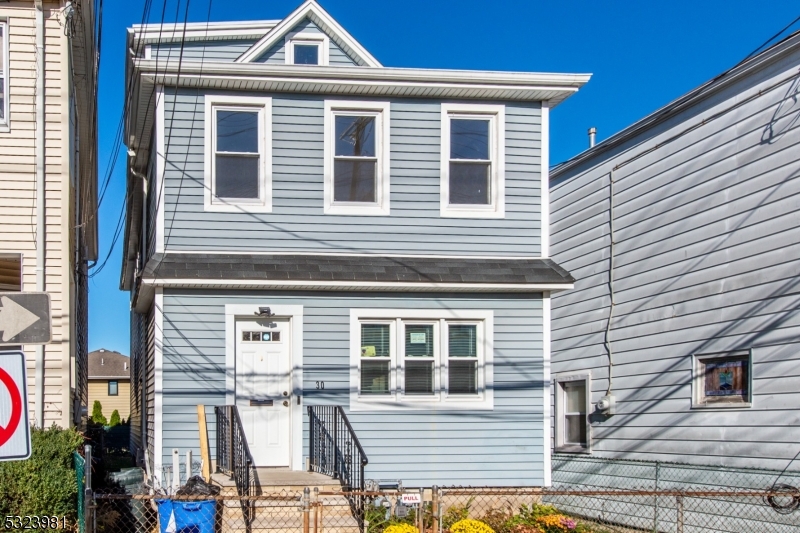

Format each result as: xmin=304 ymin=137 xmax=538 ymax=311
xmin=350 ymin=310 xmax=493 ymax=411
xmin=285 ymin=32 xmax=329 ymax=66
xmin=0 ymin=21 xmax=8 ymax=130
xmin=203 ymin=96 xmax=272 ymax=212
xmin=108 ymin=381 xmax=119 ymax=396
xmin=324 ymin=101 xmax=391 ymax=215
xmin=440 ymin=104 xmax=505 ymax=218
xmin=553 ymin=374 xmax=591 ymax=452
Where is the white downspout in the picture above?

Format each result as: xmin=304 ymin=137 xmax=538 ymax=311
xmin=34 ymin=0 xmax=46 ymax=428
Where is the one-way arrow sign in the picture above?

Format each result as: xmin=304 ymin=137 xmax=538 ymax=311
xmin=0 ymin=293 xmax=51 ymax=345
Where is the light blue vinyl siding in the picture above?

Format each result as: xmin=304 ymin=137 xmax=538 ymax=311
xmin=150 ymin=39 xmax=257 ymax=62
xmin=160 ymin=90 xmax=542 ymax=256
xmin=549 ymin=47 xmax=800 ymax=470
xmin=255 ymin=18 xmax=359 ymax=66
xmin=160 ymin=290 xmax=546 ymax=487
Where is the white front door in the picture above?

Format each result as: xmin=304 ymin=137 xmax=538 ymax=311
xmin=235 ymin=318 xmax=292 ymax=467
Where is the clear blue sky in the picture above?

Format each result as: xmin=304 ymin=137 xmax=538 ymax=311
xmin=88 ymin=0 xmax=800 ymax=354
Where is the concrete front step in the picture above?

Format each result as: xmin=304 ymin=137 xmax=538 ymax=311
xmin=210 ymin=470 xmax=359 ymax=533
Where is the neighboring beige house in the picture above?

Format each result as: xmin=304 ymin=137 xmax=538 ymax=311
xmin=0 ymin=1 xmax=98 ymax=428
xmin=88 ymin=349 xmax=131 ymax=422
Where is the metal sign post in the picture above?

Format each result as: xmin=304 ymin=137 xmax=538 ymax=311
xmin=0 ymin=292 xmax=51 ymax=345
xmin=0 ymin=351 xmax=32 ymax=461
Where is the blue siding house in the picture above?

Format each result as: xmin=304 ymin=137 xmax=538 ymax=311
xmin=549 ymin=30 xmax=800 ymax=477
xmin=121 ymin=0 xmax=589 ymax=488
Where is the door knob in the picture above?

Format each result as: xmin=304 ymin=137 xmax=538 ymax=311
xmin=283 ymin=400 xmax=289 ymax=407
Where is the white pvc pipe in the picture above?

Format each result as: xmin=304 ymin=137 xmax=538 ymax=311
xmin=34 ymin=0 xmax=46 ymax=429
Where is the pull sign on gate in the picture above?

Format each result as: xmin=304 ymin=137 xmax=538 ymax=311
xmin=0 ymin=351 xmax=31 ymax=460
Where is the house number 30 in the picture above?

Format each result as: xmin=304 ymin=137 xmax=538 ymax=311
xmin=315 ymin=381 xmax=325 ymax=390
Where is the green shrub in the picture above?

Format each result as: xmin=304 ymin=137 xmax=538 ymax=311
xmin=109 ymin=410 xmax=121 ymax=427
xmin=0 ymin=425 xmax=84 ymax=519
xmin=91 ymin=400 xmax=107 ymax=425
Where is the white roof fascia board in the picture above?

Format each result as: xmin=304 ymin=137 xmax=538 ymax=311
xmin=131 ymin=20 xmax=280 ymax=43
xmin=235 ymin=0 xmax=382 ymax=66
xmin=141 ymin=278 xmax=574 ymax=293
xmin=134 ymin=59 xmax=590 ymax=91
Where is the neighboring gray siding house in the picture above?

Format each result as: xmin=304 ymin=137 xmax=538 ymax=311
xmin=549 ymin=30 xmax=800 ymax=478
xmin=121 ymin=0 xmax=589 ymax=487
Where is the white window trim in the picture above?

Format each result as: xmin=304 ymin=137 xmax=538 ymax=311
xmin=285 ymin=31 xmax=329 ymax=66
xmin=0 ymin=20 xmax=9 ymax=132
xmin=224 ymin=304 xmax=305 ymax=471
xmin=553 ymin=373 xmax=591 ymax=453
xmin=349 ymin=309 xmax=493 ymax=411
xmin=324 ymin=100 xmax=391 ymax=216
xmin=440 ymin=103 xmax=505 ymax=218
xmin=203 ymin=95 xmax=273 ymax=213
xmin=691 ymin=350 xmax=753 ymax=409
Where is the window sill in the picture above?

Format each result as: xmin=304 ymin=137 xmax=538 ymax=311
xmin=554 ymin=445 xmax=591 ymax=454
xmin=440 ymin=205 xmax=505 ymax=219
xmin=691 ymin=402 xmax=752 ymax=410
xmin=0 ymin=124 xmax=10 ymax=134
xmin=324 ymin=203 xmax=389 ymax=216
xmin=204 ymin=201 xmax=272 ymax=213
xmin=350 ymin=393 xmax=492 ymax=412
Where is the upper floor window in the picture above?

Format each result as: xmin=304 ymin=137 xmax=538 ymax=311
xmin=108 ymin=381 xmax=119 ymax=396
xmin=324 ymin=100 xmax=391 ymax=215
xmin=350 ymin=309 xmax=494 ymax=411
xmin=203 ymin=95 xmax=272 ymax=212
xmin=0 ymin=21 xmax=8 ymax=129
xmin=440 ymin=104 xmax=505 ymax=218
xmin=285 ymin=32 xmax=329 ymax=66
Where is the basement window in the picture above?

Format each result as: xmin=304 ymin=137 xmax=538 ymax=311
xmin=693 ymin=351 xmax=752 ymax=408
xmin=554 ymin=373 xmax=591 ymax=453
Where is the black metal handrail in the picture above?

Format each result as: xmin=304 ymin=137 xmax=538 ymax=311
xmin=307 ymin=405 xmax=368 ymax=491
xmin=308 ymin=405 xmax=369 ymax=530
xmin=215 ymin=405 xmax=258 ymax=530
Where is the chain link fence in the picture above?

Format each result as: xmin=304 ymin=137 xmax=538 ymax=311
xmin=546 ymin=454 xmax=800 ymax=532
xmin=88 ymin=484 xmax=800 ymax=533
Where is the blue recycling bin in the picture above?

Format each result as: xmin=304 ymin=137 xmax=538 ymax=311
xmin=156 ymin=498 xmax=217 ymax=533
xmin=155 ymin=499 xmax=174 ymax=533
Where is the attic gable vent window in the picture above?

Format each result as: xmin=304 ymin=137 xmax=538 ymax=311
xmin=285 ymin=32 xmax=329 ymax=66
xmin=440 ymin=104 xmax=505 ymax=219
xmin=204 ymin=95 xmax=273 ymax=213
xmin=324 ymin=100 xmax=391 ymax=216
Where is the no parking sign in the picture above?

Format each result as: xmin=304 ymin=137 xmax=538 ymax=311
xmin=0 ymin=351 xmax=31 ymax=461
